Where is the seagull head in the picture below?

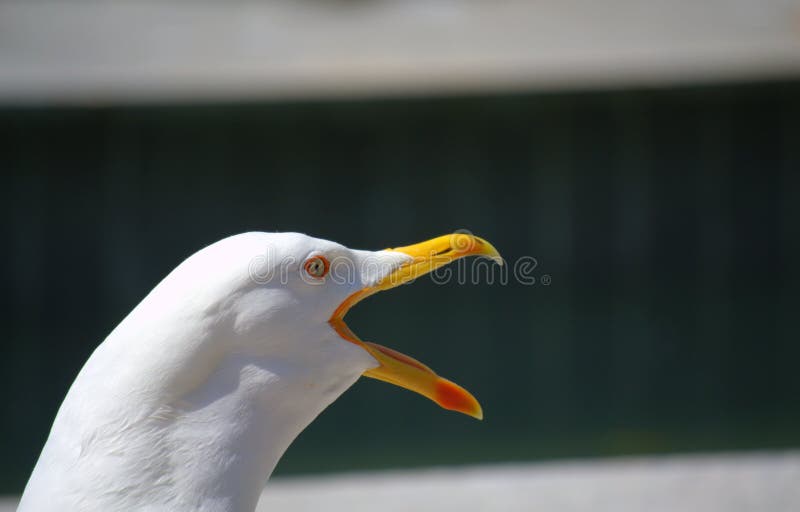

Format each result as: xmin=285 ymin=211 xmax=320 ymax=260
xmin=181 ymin=231 xmax=502 ymax=419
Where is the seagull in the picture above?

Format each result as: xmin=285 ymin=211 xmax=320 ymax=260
xmin=19 ymin=231 xmax=502 ymax=512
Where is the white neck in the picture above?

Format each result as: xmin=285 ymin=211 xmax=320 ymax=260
xmin=20 ymin=316 xmax=373 ymax=512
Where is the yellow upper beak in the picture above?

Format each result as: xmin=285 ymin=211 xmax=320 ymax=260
xmin=329 ymin=233 xmax=502 ymax=420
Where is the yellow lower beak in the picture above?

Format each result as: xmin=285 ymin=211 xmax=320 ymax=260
xmin=329 ymin=233 xmax=502 ymax=420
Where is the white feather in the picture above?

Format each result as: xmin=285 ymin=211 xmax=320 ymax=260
xmin=19 ymin=232 xmax=410 ymax=512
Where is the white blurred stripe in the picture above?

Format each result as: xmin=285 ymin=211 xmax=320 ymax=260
xmin=0 ymin=0 xmax=799 ymax=105
xmin=3 ymin=451 xmax=799 ymax=511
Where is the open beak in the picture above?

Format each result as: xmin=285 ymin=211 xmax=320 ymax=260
xmin=329 ymin=233 xmax=502 ymax=420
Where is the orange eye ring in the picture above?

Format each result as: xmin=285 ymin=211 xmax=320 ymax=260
xmin=303 ymin=255 xmax=330 ymax=279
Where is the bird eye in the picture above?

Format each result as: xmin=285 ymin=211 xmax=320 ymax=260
xmin=303 ymin=255 xmax=329 ymax=279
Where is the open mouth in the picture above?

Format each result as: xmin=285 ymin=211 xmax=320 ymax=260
xmin=329 ymin=233 xmax=503 ymax=420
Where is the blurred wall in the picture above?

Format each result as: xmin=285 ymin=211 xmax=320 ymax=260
xmin=1 ymin=82 xmax=799 ymax=493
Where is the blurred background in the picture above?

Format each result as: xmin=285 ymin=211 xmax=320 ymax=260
xmin=1 ymin=0 xmax=799 ymax=507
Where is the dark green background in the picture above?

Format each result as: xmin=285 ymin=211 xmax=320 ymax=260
xmin=2 ymin=82 xmax=799 ymax=493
